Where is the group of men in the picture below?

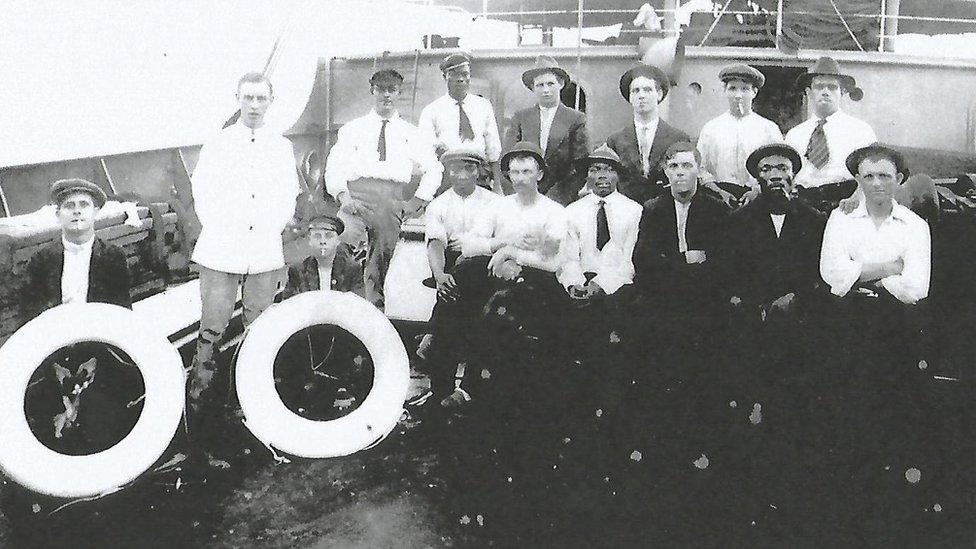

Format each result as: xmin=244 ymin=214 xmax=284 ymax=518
xmin=18 ymin=49 xmax=933 ymax=478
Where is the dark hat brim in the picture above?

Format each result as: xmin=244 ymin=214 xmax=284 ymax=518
xmin=501 ymin=145 xmax=546 ymax=173
xmin=845 ymin=144 xmax=907 ymax=177
xmin=795 ymin=72 xmax=857 ymax=92
xmin=574 ymin=155 xmax=624 ymax=175
xmin=521 ymin=66 xmax=570 ymax=90
xmin=619 ymin=65 xmax=670 ymax=102
xmin=307 ymin=216 xmax=345 ymax=235
xmin=746 ymin=144 xmax=803 ymax=180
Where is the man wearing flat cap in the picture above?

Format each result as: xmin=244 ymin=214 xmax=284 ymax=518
xmin=785 ymin=56 xmax=877 ymax=201
xmin=421 ymin=147 xmax=499 ymax=408
xmin=606 ymin=64 xmax=690 ymax=205
xmin=282 ymin=214 xmax=363 ymax=299
xmin=506 ymin=55 xmax=590 ymax=205
xmin=419 ymin=52 xmax=502 ymax=190
xmin=697 ymin=64 xmax=783 ymax=197
xmin=325 ymin=68 xmax=443 ymax=309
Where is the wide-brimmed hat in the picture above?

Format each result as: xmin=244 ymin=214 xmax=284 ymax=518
xmin=501 ymin=141 xmax=546 ymax=173
xmin=521 ymin=55 xmax=570 ymax=89
xmin=719 ymin=63 xmax=765 ymax=89
xmin=845 ymin=143 xmax=907 ymax=178
xmin=796 ymin=56 xmax=857 ymax=93
xmin=440 ymin=146 xmax=488 ymax=167
xmin=307 ymin=214 xmax=345 ymax=235
xmin=439 ymin=52 xmax=472 ymax=73
xmin=51 ymin=178 xmax=107 ymax=208
xmin=619 ymin=64 xmax=670 ymax=102
xmin=575 ymin=144 xmax=624 ymax=174
xmin=746 ymin=143 xmax=803 ymax=180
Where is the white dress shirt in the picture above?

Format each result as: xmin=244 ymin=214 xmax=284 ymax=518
xmin=419 ymin=93 xmax=502 ymax=162
xmin=463 ymin=194 xmax=567 ymax=273
xmin=785 ymin=110 xmax=877 ymax=188
xmin=539 ymin=105 xmax=559 ymax=154
xmin=190 ymin=121 xmax=301 ymax=274
xmin=820 ymin=200 xmax=931 ymax=304
xmin=770 ymin=213 xmax=786 ymax=237
xmin=697 ymin=111 xmax=783 ymax=189
xmin=559 ymin=191 xmax=642 ymax=295
xmin=635 ymin=115 xmax=660 ymax=176
xmin=674 ymin=199 xmax=691 ymax=253
xmin=424 ymin=186 xmax=499 ymax=247
xmin=316 ymin=259 xmax=334 ymax=291
xmin=324 ymin=110 xmax=444 ymax=202
xmin=61 ymin=236 xmax=94 ymax=305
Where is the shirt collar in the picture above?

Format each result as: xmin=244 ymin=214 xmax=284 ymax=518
xmin=539 ymin=104 xmax=558 ymax=113
xmin=816 ymin=109 xmax=844 ymax=125
xmin=849 ymin=198 xmax=909 ymax=222
xmin=634 ymin=115 xmax=659 ymax=130
xmin=369 ymin=109 xmax=400 ymax=122
xmin=62 ymin=235 xmax=95 ymax=253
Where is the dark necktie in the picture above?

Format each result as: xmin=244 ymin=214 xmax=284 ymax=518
xmin=457 ymin=100 xmax=475 ymax=140
xmin=806 ymin=118 xmax=829 ymax=169
xmin=596 ymin=200 xmax=610 ymax=251
xmin=377 ymin=119 xmax=388 ymax=161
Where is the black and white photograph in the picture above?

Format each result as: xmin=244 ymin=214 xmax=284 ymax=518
xmin=0 ymin=0 xmax=974 ymax=546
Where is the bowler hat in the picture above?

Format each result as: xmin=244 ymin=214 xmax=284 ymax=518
xmin=439 ymin=52 xmax=472 ymax=73
xmin=746 ymin=143 xmax=803 ymax=180
xmin=719 ymin=63 xmax=765 ymax=89
xmin=575 ymin=144 xmax=624 ymax=174
xmin=51 ymin=178 xmax=107 ymax=208
xmin=845 ymin=143 xmax=907 ymax=178
xmin=521 ymin=55 xmax=570 ymax=89
xmin=501 ymin=141 xmax=546 ymax=173
xmin=796 ymin=56 xmax=857 ymax=93
xmin=307 ymin=214 xmax=345 ymax=235
xmin=619 ymin=64 xmax=670 ymax=102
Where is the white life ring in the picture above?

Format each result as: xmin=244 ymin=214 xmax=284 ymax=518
xmin=235 ymin=290 xmax=409 ymax=458
xmin=0 ymin=303 xmax=186 ymax=498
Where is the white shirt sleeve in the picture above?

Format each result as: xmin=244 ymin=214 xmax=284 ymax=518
xmin=411 ymin=129 xmax=444 ymax=202
xmin=879 ymin=219 xmax=931 ymax=304
xmin=515 ymin=206 xmax=567 ymax=272
xmin=819 ymin=209 xmax=862 ymax=297
xmin=324 ymin=124 xmax=355 ymax=198
xmin=461 ymin=200 xmax=497 ymax=257
xmin=424 ymin=199 xmax=449 ymax=244
xmin=483 ymin=101 xmax=502 ymax=163
xmin=190 ymin=137 xmax=223 ymax=228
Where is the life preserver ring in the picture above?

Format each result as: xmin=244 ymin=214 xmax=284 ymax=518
xmin=235 ymin=290 xmax=409 ymax=458
xmin=0 ymin=303 xmax=185 ymax=498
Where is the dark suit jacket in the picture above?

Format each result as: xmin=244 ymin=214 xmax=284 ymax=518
xmin=726 ymin=195 xmax=826 ymax=308
xmin=635 ymin=190 xmax=729 ymax=311
xmin=507 ymin=103 xmax=590 ymax=205
xmin=606 ymin=119 xmax=690 ymax=205
xmin=21 ymin=237 xmax=132 ymax=324
xmin=283 ymin=243 xmax=364 ymax=299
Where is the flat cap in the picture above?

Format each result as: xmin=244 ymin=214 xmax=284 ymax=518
xmin=619 ymin=64 xmax=670 ymax=102
xmin=746 ymin=143 xmax=802 ymax=180
xmin=51 ymin=178 xmax=107 ymax=208
xmin=501 ymin=141 xmax=546 ymax=173
xmin=440 ymin=146 xmax=488 ymax=166
xmin=307 ymin=214 xmax=345 ymax=235
xmin=439 ymin=52 xmax=472 ymax=73
xmin=845 ymin=143 xmax=907 ymax=177
xmin=719 ymin=63 xmax=765 ymax=89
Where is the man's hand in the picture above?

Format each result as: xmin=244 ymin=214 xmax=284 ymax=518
xmin=401 ymin=197 xmax=428 ymax=220
xmin=838 ymin=192 xmax=861 ymax=214
xmin=769 ymin=292 xmax=795 ymax=314
xmin=685 ymin=250 xmax=707 ymax=264
xmin=885 ymin=258 xmax=904 ymax=277
xmin=584 ymin=280 xmax=606 ymax=298
xmin=730 ymin=295 xmax=742 ymax=307
xmin=515 ymin=233 xmax=541 ymax=251
xmin=338 ymin=192 xmax=369 ymax=217
xmin=493 ymin=258 xmax=522 ymax=281
xmin=433 ymin=272 xmax=459 ymax=303
xmin=446 ymin=235 xmax=463 ymax=252
xmin=488 ymin=246 xmax=517 ymax=274
xmin=568 ymin=284 xmax=589 ymax=300
xmin=738 ymin=188 xmax=760 ymax=207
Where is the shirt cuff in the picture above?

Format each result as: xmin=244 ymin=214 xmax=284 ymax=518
xmin=592 ymin=273 xmax=628 ymax=295
xmin=879 ymin=275 xmax=920 ymax=305
xmin=828 ymin=263 xmax=862 ymax=298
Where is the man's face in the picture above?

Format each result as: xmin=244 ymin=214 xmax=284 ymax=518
xmin=664 ymin=151 xmax=700 ymax=199
xmin=56 ymin=191 xmax=99 ymax=235
xmin=724 ymin=78 xmax=757 ymax=116
xmin=308 ymin=226 xmax=340 ymax=257
xmin=507 ymin=156 xmax=543 ymax=196
xmin=445 ymin=159 xmax=479 ymax=196
xmin=237 ymin=79 xmax=273 ymax=128
xmin=629 ymin=76 xmax=662 ymax=117
xmin=586 ymin=162 xmax=618 ymax=198
xmin=532 ymin=72 xmax=564 ymax=108
xmin=856 ymin=157 xmax=902 ymax=205
xmin=444 ymin=65 xmax=471 ymax=99
xmin=756 ymin=154 xmax=796 ymax=198
xmin=808 ymin=75 xmax=843 ymax=117
xmin=371 ymin=80 xmax=401 ymax=117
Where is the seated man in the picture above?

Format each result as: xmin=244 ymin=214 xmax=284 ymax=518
xmin=21 ymin=178 xmax=139 ymax=456
xmin=422 ymin=147 xmax=499 ymax=407
xmin=560 ymin=144 xmax=642 ymax=356
xmin=276 ymin=214 xmax=369 ymax=418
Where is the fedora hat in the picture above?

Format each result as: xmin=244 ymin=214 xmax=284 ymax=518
xmin=619 ymin=64 xmax=670 ymax=102
xmin=521 ymin=55 xmax=571 ymax=89
xmin=796 ymin=56 xmax=857 ymax=92
xmin=501 ymin=141 xmax=546 ymax=173
xmin=746 ymin=143 xmax=803 ymax=180
xmin=845 ymin=143 xmax=907 ymax=178
xmin=575 ymin=144 xmax=624 ymax=174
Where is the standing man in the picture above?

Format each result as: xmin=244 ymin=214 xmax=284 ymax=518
xmin=188 ymin=72 xmax=301 ymax=405
xmin=606 ymin=64 xmax=690 ymax=205
xmin=785 ymin=56 xmax=877 ymax=207
xmin=325 ymin=68 xmax=443 ymax=309
xmin=419 ymin=52 xmax=502 ymax=191
xmin=697 ymin=64 xmax=783 ymax=198
xmin=507 ymin=55 xmax=590 ymax=205
xmin=422 ymin=147 xmax=500 ymax=407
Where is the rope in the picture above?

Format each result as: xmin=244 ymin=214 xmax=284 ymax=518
xmin=829 ymin=0 xmax=866 ymax=52
xmin=697 ymin=0 xmax=735 ymax=47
